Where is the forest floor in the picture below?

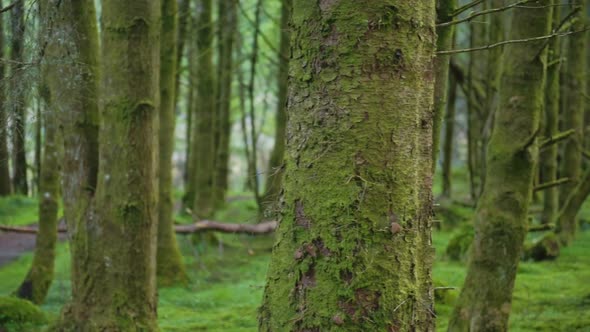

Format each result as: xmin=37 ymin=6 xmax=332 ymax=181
xmin=1 ymin=173 xmax=589 ymax=331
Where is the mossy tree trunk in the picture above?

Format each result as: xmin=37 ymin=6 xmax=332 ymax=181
xmin=263 ymin=0 xmax=291 ymax=211
xmin=213 ymin=0 xmax=237 ymax=208
xmin=47 ymin=0 xmax=160 ymax=330
xmin=0 ymin=1 xmax=11 ymax=197
xmin=15 ymin=38 xmax=61 ymax=303
xmin=432 ymin=0 xmax=457 ymax=172
xmin=557 ymin=169 xmax=590 ymax=240
xmin=10 ymin=0 xmax=28 ymax=196
xmin=541 ymin=6 xmax=561 ymax=225
xmin=448 ymin=3 xmax=551 ymax=331
xmin=188 ymin=0 xmax=216 ymax=219
xmin=558 ymin=0 xmax=588 ymax=239
xmin=259 ymin=1 xmax=437 ymax=331
xmin=157 ymin=0 xmax=187 ymax=286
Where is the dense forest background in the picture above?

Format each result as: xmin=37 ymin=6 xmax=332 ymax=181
xmin=0 ymin=0 xmax=589 ymax=331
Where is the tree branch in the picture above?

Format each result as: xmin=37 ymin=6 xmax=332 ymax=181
xmin=452 ymin=0 xmax=485 ymax=17
xmin=0 ymin=0 xmax=17 ymax=14
xmin=438 ymin=0 xmax=535 ymax=28
xmin=528 ymin=223 xmax=555 ymax=232
xmin=437 ymin=27 xmax=590 ymax=55
xmin=534 ymin=178 xmax=570 ymax=192
xmin=539 ymin=129 xmax=575 ymax=149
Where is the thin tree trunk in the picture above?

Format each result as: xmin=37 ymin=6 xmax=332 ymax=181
xmin=15 ymin=8 xmax=62 ymax=301
xmin=442 ymin=71 xmax=457 ymax=198
xmin=183 ymin=17 xmax=196 ymax=193
xmin=247 ymin=0 xmax=263 ymax=212
xmin=49 ymin=0 xmax=160 ymax=329
xmin=10 ymin=0 xmax=28 ymax=196
xmin=556 ymin=169 xmax=590 ymax=238
xmin=541 ymin=5 xmax=562 ymax=225
xmin=433 ymin=0 xmax=457 ymax=172
xmin=0 ymin=0 xmax=11 ymax=197
xmin=448 ymin=2 xmax=552 ymax=330
xmin=157 ymin=0 xmax=187 ymax=286
xmin=558 ymin=0 xmax=588 ymax=243
xmin=189 ymin=0 xmax=216 ymax=219
xmin=15 ymin=74 xmax=61 ymax=304
xmin=33 ymin=98 xmax=41 ymax=196
xmin=262 ymin=0 xmax=290 ymax=211
xmin=173 ymin=0 xmax=190 ymax=106
xmin=259 ymin=2 xmax=437 ymax=330
xmin=213 ymin=0 xmax=237 ymax=208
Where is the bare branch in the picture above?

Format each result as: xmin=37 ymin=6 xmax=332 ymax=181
xmin=534 ymin=178 xmax=570 ymax=192
xmin=0 ymin=0 xmax=18 ymax=14
xmin=452 ymin=0 xmax=485 ymax=17
xmin=438 ymin=0 xmax=535 ymax=28
xmin=437 ymin=27 xmax=590 ymax=55
xmin=539 ymin=129 xmax=576 ymax=149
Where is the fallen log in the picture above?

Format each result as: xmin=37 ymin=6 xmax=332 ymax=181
xmin=0 ymin=220 xmax=278 ymax=235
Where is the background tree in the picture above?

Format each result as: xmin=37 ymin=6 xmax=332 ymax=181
xmin=48 ymin=0 xmax=160 ymax=329
xmin=188 ymin=0 xmax=216 ymax=219
xmin=0 ymin=0 xmax=11 ymax=197
xmin=10 ymin=0 xmax=27 ymax=195
xmin=259 ymin=1 xmax=437 ymax=330
xmin=157 ymin=0 xmax=187 ymax=286
xmin=448 ymin=2 xmax=552 ymax=330
xmin=262 ymin=0 xmax=290 ymax=211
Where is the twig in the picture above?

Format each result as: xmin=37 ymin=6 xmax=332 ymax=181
xmin=438 ymin=0 xmax=535 ymax=28
xmin=534 ymin=178 xmax=570 ymax=192
xmin=539 ymin=129 xmax=575 ymax=149
xmin=437 ymin=27 xmax=590 ymax=55
xmin=528 ymin=223 xmax=555 ymax=232
xmin=0 ymin=0 xmax=17 ymax=14
xmin=434 ymin=287 xmax=457 ymax=291
xmin=453 ymin=0 xmax=485 ymax=17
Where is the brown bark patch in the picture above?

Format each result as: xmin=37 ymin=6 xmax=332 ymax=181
xmin=295 ymin=199 xmax=311 ymax=229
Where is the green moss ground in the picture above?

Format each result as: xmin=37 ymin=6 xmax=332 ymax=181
xmin=1 ymin=174 xmax=589 ymax=331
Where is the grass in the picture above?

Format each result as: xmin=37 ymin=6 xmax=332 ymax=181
xmin=0 ymin=196 xmax=38 ymax=226
xmin=1 ymin=179 xmax=589 ymax=331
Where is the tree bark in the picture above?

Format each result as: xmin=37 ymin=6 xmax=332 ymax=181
xmin=213 ymin=0 xmax=237 ymax=208
xmin=448 ymin=2 xmax=551 ymax=331
xmin=10 ymin=0 xmax=27 ymax=196
xmin=259 ymin=2 xmax=436 ymax=331
xmin=48 ymin=0 xmax=160 ymax=330
xmin=263 ymin=0 xmax=290 ymax=212
xmin=15 ymin=36 xmax=61 ymax=303
xmin=157 ymin=0 xmax=187 ymax=286
xmin=0 ymin=0 xmax=11 ymax=197
xmin=558 ymin=0 xmax=588 ymax=242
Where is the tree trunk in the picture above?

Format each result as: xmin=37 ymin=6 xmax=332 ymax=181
xmin=432 ymin=0 xmax=457 ymax=172
xmin=15 ymin=23 xmax=62 ymax=301
xmin=48 ymin=0 xmax=160 ymax=330
xmin=556 ymin=169 xmax=590 ymax=240
xmin=558 ymin=1 xmax=588 ymax=241
xmin=157 ymin=0 xmax=187 ymax=286
xmin=33 ymin=98 xmax=42 ymax=196
xmin=448 ymin=3 xmax=551 ymax=331
xmin=263 ymin=0 xmax=290 ymax=211
xmin=259 ymin=2 xmax=436 ymax=331
xmin=213 ymin=0 xmax=237 ymax=208
xmin=189 ymin=0 xmax=216 ymax=219
xmin=0 ymin=0 xmax=11 ymax=197
xmin=10 ymin=0 xmax=28 ymax=196
xmin=441 ymin=71 xmax=457 ymax=198
xmin=541 ymin=5 xmax=562 ymax=225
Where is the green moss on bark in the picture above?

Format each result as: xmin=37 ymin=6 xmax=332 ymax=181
xmin=448 ymin=3 xmax=552 ymax=331
xmin=259 ymin=2 xmax=437 ymax=331
xmin=0 ymin=1 xmax=10 ymax=197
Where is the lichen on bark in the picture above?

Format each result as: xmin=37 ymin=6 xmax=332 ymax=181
xmin=259 ymin=1 xmax=437 ymax=331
